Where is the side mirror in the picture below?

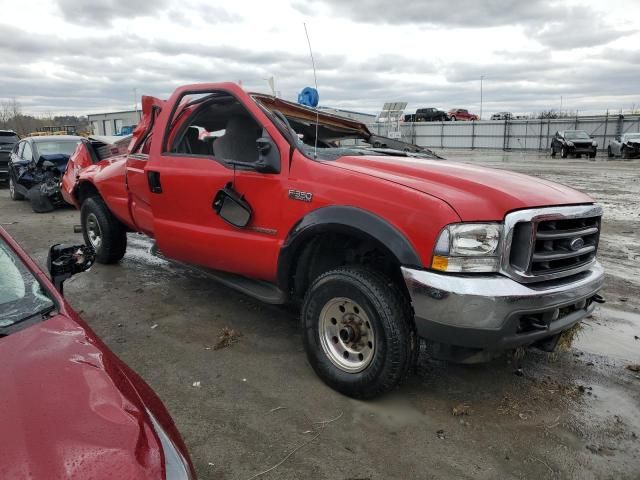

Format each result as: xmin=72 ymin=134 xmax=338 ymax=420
xmin=254 ymin=136 xmax=280 ymax=174
xmin=47 ymin=244 xmax=95 ymax=294
xmin=213 ymin=186 xmax=252 ymax=228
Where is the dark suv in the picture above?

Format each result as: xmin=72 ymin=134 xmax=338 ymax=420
xmin=404 ymin=107 xmax=448 ymax=122
xmin=0 ymin=130 xmax=20 ymax=182
xmin=550 ymin=130 xmax=597 ymax=158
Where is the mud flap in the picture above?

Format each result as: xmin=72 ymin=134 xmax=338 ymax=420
xmin=27 ymin=186 xmax=55 ymax=213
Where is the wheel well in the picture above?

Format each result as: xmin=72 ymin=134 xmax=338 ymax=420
xmin=76 ymin=181 xmax=100 ymax=205
xmin=289 ymin=230 xmax=410 ymax=303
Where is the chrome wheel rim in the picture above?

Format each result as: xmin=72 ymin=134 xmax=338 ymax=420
xmin=86 ymin=213 xmax=102 ymax=249
xmin=9 ymin=178 xmax=15 ymax=198
xmin=319 ymin=297 xmax=375 ymax=373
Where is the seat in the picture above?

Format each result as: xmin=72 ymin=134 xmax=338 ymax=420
xmin=179 ymin=126 xmax=208 ymax=155
xmin=213 ymin=115 xmax=261 ymax=164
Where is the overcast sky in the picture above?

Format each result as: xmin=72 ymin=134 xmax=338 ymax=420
xmin=0 ymin=0 xmax=638 ymax=117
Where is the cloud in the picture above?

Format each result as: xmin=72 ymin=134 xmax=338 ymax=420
xmin=527 ymin=8 xmax=633 ymax=49
xmin=55 ymin=0 xmax=170 ymax=25
xmin=293 ymin=0 xmax=561 ymax=27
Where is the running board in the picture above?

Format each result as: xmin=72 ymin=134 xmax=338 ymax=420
xmin=150 ymin=244 xmax=287 ymax=304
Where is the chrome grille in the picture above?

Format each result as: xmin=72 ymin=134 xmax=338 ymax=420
xmin=502 ymin=205 xmax=602 ymax=283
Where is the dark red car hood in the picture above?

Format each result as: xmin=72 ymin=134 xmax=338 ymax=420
xmin=0 ymin=314 xmax=163 ymax=479
xmin=330 ymin=155 xmax=594 ymax=220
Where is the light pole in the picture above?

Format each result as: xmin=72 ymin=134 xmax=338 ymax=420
xmin=480 ymin=75 xmax=485 ymax=120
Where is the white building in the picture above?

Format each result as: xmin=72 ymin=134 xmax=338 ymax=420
xmin=87 ymin=110 xmax=141 ymax=135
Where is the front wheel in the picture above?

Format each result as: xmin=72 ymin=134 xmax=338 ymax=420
xmin=550 ymin=145 xmax=556 ymax=157
xmin=9 ymin=177 xmax=24 ymax=201
xmin=561 ymin=146 xmax=568 ymax=158
xmin=302 ymin=267 xmax=416 ymax=399
xmin=607 ymin=146 xmax=614 ymax=158
xmin=450 ymin=116 xmax=457 ymax=121
xmin=81 ymin=196 xmax=127 ymax=264
xmin=622 ymin=146 xmax=630 ymax=159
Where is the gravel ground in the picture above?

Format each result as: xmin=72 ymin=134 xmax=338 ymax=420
xmin=1 ymin=150 xmax=638 ymax=480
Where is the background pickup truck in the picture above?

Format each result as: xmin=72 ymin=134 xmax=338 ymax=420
xmin=61 ymin=82 xmax=605 ymax=399
xmin=404 ymin=107 xmax=449 ymax=122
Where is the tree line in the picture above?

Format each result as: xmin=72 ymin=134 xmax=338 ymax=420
xmin=0 ymin=99 xmax=90 ymax=136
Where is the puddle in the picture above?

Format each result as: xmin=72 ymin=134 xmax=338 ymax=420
xmin=575 ymin=307 xmax=640 ymax=362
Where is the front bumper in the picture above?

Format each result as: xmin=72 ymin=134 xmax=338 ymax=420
xmin=567 ymin=144 xmax=596 ymax=155
xmin=402 ymin=262 xmax=604 ymax=350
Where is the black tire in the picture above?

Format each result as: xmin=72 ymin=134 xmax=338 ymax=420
xmin=302 ymin=266 xmax=416 ymax=399
xmin=550 ymin=145 xmax=556 ymax=157
xmin=80 ymin=196 xmax=127 ymax=264
xmin=561 ymin=146 xmax=568 ymax=158
xmin=8 ymin=177 xmax=24 ymax=201
xmin=607 ymin=146 xmax=614 ymax=158
xmin=589 ymin=151 xmax=596 ymax=159
xmin=451 ymin=116 xmax=457 ymax=121
xmin=576 ymin=154 xmax=582 ymax=159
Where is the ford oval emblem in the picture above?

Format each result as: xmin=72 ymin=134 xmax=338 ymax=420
xmin=570 ymin=237 xmax=585 ymax=251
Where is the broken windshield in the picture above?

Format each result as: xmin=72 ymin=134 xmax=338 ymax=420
xmin=0 ymin=239 xmax=55 ymax=329
xmin=253 ymin=94 xmax=441 ymax=161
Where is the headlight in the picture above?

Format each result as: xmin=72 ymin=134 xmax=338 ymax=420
xmin=566 ymin=141 xmax=574 ymax=147
xmin=147 ymin=410 xmax=194 ymax=479
xmin=592 ymin=141 xmax=598 ymax=147
xmin=432 ymin=223 xmax=502 ymax=273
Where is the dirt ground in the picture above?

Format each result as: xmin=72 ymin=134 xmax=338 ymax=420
xmin=1 ymin=151 xmax=639 ymax=480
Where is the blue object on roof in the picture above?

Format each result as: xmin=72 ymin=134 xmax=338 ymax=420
xmin=297 ymin=87 xmax=319 ymax=108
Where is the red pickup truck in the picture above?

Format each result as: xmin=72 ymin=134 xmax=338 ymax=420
xmin=62 ymin=83 xmax=605 ymax=398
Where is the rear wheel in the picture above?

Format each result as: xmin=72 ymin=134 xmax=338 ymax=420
xmin=81 ymin=196 xmax=127 ymax=264
xmin=302 ymin=266 xmax=416 ymax=399
xmin=8 ymin=177 xmax=24 ymax=201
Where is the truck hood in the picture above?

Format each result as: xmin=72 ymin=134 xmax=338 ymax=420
xmin=330 ymin=155 xmax=593 ymax=220
xmin=0 ymin=314 xmax=163 ymax=479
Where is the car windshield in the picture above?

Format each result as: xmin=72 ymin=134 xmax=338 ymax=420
xmin=564 ymin=131 xmax=590 ymax=139
xmin=36 ymin=140 xmax=80 ymax=156
xmin=0 ymin=238 xmax=55 ymax=328
xmin=624 ymin=133 xmax=640 ymax=140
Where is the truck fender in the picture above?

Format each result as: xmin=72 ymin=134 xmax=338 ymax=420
xmin=277 ymin=206 xmax=422 ymax=291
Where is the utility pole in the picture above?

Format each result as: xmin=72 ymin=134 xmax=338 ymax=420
xmin=480 ymin=75 xmax=485 ymax=120
xmin=133 ymin=88 xmax=139 ymax=119
xmin=560 ymin=95 xmax=563 ymax=115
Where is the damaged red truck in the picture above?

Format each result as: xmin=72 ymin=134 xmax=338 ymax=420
xmin=62 ymin=83 xmax=605 ymax=398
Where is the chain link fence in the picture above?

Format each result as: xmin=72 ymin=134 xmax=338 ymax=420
xmin=369 ymin=114 xmax=640 ymax=152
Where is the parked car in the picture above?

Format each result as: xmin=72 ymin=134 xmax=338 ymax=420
xmin=607 ymin=132 xmax=640 ymax=159
xmin=490 ymin=112 xmax=513 ymax=120
xmin=0 ymin=226 xmax=195 ymax=479
xmin=550 ymin=130 xmax=597 ymax=158
xmin=404 ymin=107 xmax=449 ymax=122
xmin=448 ymin=108 xmax=479 ymax=121
xmin=0 ymin=130 xmax=20 ymax=182
xmin=8 ymin=135 xmax=82 ymax=212
xmin=62 ymin=83 xmax=604 ymax=399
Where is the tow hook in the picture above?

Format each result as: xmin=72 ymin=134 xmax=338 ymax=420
xmin=592 ymin=294 xmax=605 ymax=304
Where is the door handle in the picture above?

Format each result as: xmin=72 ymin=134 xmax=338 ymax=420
xmin=147 ymin=171 xmax=162 ymax=193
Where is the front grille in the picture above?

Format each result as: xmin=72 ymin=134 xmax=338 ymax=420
xmin=503 ymin=205 xmax=602 ymax=283
xmin=573 ymin=142 xmax=592 ymax=149
xmin=530 ymin=216 xmax=600 ymax=274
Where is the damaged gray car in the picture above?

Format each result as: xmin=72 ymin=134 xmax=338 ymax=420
xmin=8 ymin=135 xmax=82 ymax=212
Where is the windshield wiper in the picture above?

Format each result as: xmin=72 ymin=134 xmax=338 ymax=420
xmin=0 ymin=304 xmax=56 ymax=330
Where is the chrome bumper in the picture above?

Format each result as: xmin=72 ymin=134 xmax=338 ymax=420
xmin=402 ymin=262 xmax=605 ymax=349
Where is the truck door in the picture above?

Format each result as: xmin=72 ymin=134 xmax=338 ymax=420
xmin=125 ymin=96 xmax=163 ymax=236
xmin=146 ymin=86 xmax=289 ymax=282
